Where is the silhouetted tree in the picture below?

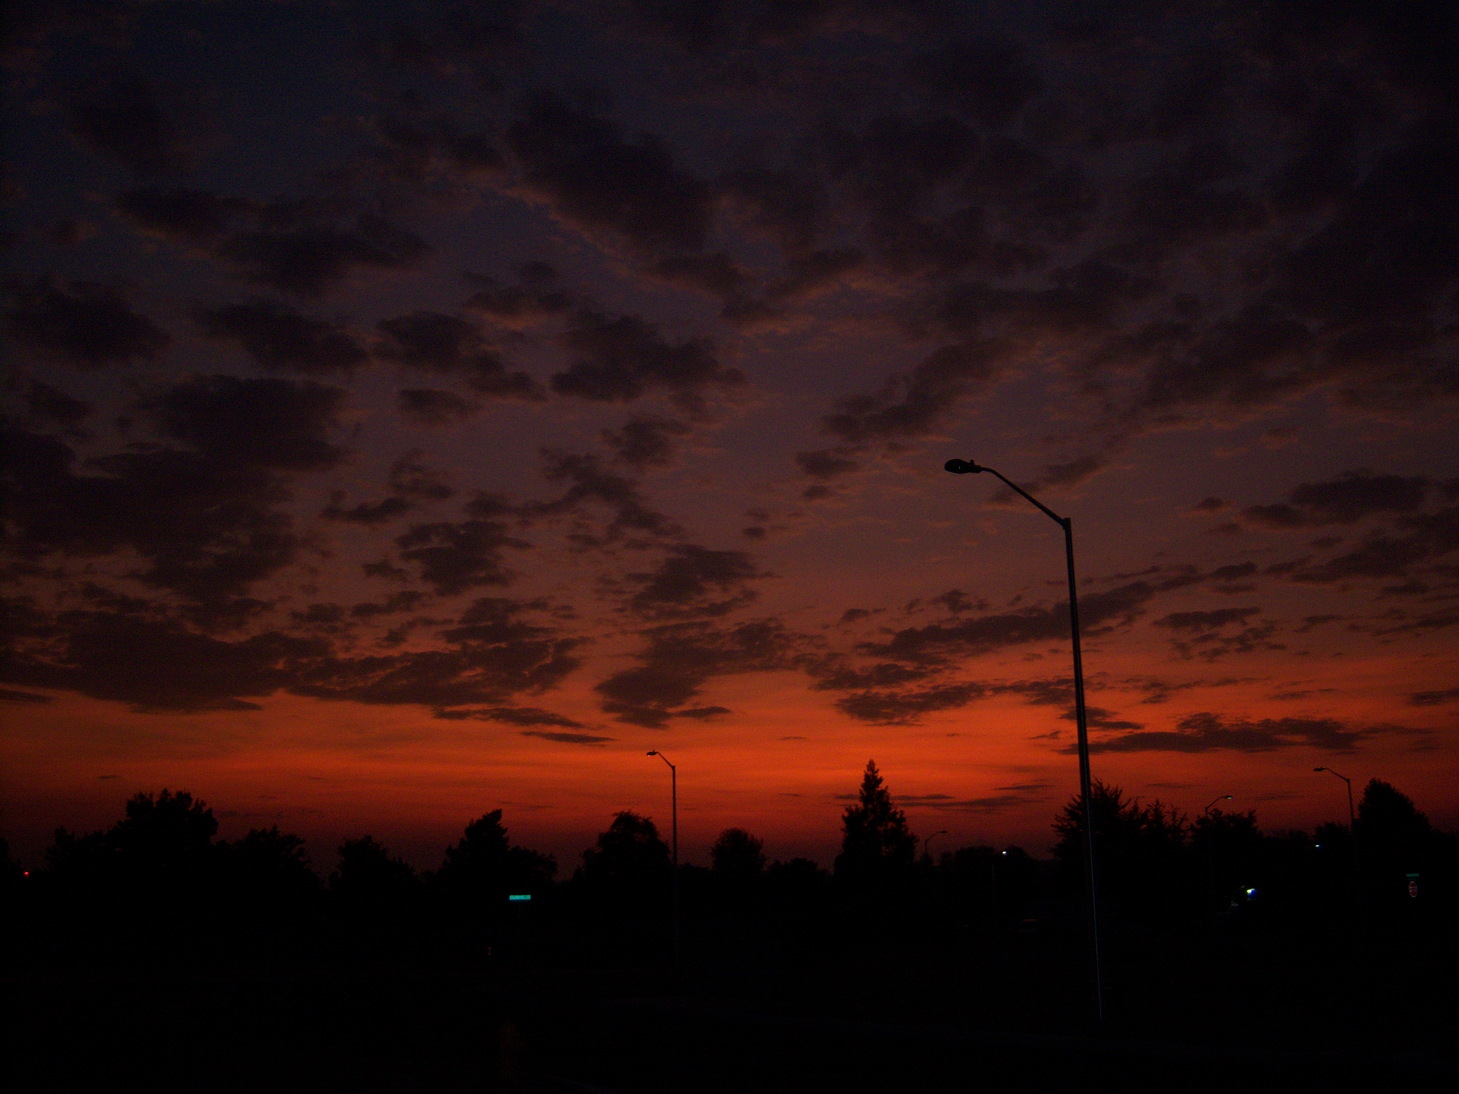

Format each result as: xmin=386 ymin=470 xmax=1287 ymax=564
xmin=577 ymin=811 xmax=671 ymax=887
xmin=37 ymin=789 xmax=224 ymax=963
xmin=1053 ymin=779 xmax=1189 ymax=925
xmin=1190 ymin=808 xmax=1263 ymax=912
xmin=109 ymin=788 xmax=219 ymax=881
xmin=763 ymin=857 xmax=835 ymax=961
xmin=330 ymin=835 xmax=421 ymax=959
xmin=835 ymin=760 xmax=917 ymax=938
xmin=835 ymin=760 xmax=916 ymax=879
xmin=431 ymin=810 xmax=556 ymax=959
xmin=711 ymin=827 xmax=766 ymax=882
xmin=941 ymin=844 xmax=1040 ymax=930
xmin=215 ymin=826 xmax=322 ymax=960
xmin=571 ymin=811 xmax=672 ymax=959
xmin=1355 ymin=778 xmax=1451 ymax=915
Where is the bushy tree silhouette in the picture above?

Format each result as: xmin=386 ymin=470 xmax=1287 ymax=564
xmin=1190 ymin=807 xmax=1263 ymax=912
xmin=330 ymin=835 xmax=421 ymax=960
xmin=431 ymin=810 xmax=556 ymax=960
xmin=572 ymin=811 xmax=671 ymax=960
xmin=577 ymin=811 xmax=671 ymax=886
xmin=834 ymin=761 xmax=917 ymax=939
xmin=835 ymin=760 xmax=916 ymax=878
xmin=1355 ymin=778 xmax=1456 ymax=915
xmin=215 ymin=826 xmax=322 ymax=961
xmin=711 ymin=827 xmax=766 ymax=882
xmin=436 ymin=809 xmax=556 ymax=895
xmin=1053 ymin=779 xmax=1188 ymax=924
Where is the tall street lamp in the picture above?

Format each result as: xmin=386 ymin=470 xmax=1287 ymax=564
xmin=922 ymin=829 xmax=948 ymax=861
xmin=945 ymin=457 xmax=1105 ymax=1023
xmin=1314 ymin=766 xmax=1356 ymax=830
xmin=1204 ymin=794 xmax=1234 ymax=816
xmin=646 ymin=749 xmax=679 ymax=961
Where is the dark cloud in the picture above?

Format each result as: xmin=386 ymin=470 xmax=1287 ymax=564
xmin=394 ymin=512 xmax=528 ymax=596
xmin=941 ymin=261 xmax=1152 ymax=340
xmin=293 ymin=598 xmax=582 ymax=708
xmin=552 ymin=310 xmax=742 ymax=415
xmin=62 ymin=71 xmax=193 ymax=175
xmin=1153 ymin=606 xmax=1282 ymax=661
xmin=521 ymin=730 xmax=614 ymax=745
xmin=1410 ymin=687 xmax=1459 ymax=707
xmin=1279 ymin=129 xmax=1459 ymax=332
xmin=0 ymin=687 xmax=52 ymax=704
xmin=796 ymin=449 xmax=861 ymax=481
xmin=389 ymin=451 xmax=454 ymax=501
xmin=360 ymin=112 xmax=507 ymax=185
xmin=834 ymin=682 xmax=987 ymax=725
xmin=4 ymin=279 xmax=170 ymax=367
xmin=1281 ymin=506 xmax=1459 ymax=584
xmin=116 ymin=188 xmax=249 ymax=243
xmin=719 ymin=166 xmax=828 ymax=255
xmin=15 ymin=378 xmax=92 ymax=427
xmin=1156 ymin=607 xmax=1262 ymax=631
xmin=397 ymin=388 xmax=481 ymax=425
xmin=1075 ymin=706 xmax=1144 ymax=731
xmin=349 ymin=591 xmax=426 ymax=619
xmin=1030 ymin=453 xmax=1110 ymax=492
xmin=434 ymin=705 xmax=585 ymax=729
xmin=809 ymin=661 xmax=937 ymax=693
xmin=193 ymin=301 xmax=368 ymax=374
xmin=464 ymin=263 xmax=575 ymax=327
xmin=374 ymin=310 xmax=542 ymax=398
xmin=1086 ymin=711 xmax=1389 ymax=754
xmin=143 ymin=375 xmax=347 ymax=472
xmin=1243 ymin=470 xmax=1430 ymax=528
xmin=2 ymin=607 xmax=325 ymax=712
xmin=2 ymin=419 xmax=304 ymax=602
xmin=364 ymin=0 xmax=527 ymax=72
xmin=322 ymin=494 xmax=413 ymax=526
xmin=601 ymin=416 xmax=691 ymax=470
xmin=216 ymin=214 xmax=430 ymax=297
xmin=860 ymin=579 xmax=1162 ymax=665
xmin=595 ymin=618 xmax=807 ymax=727
xmin=625 ymin=544 xmax=762 ymax=620
xmin=909 ymin=38 xmax=1044 ymax=129
xmin=526 ymin=450 xmax=680 ymax=545
xmin=823 ymin=340 xmax=1004 ymax=444
xmin=506 ymin=91 xmax=713 ymax=252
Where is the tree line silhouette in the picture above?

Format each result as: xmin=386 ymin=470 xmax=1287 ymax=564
xmin=5 ymin=759 xmax=1454 ymax=976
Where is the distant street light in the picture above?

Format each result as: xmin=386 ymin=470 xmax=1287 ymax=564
xmin=1204 ymin=795 xmax=1234 ymax=816
xmin=1314 ymin=766 xmax=1356 ymax=831
xmin=922 ymin=829 xmax=948 ymax=861
xmin=646 ymin=749 xmax=680 ymax=961
xmin=944 ymin=457 xmax=1105 ymax=1023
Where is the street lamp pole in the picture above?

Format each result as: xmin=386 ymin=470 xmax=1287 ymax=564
xmin=1314 ymin=766 xmax=1355 ymax=830
xmin=647 ymin=750 xmax=679 ymax=961
xmin=1204 ymin=794 xmax=1234 ymax=816
xmin=945 ymin=457 xmax=1105 ymax=1023
xmin=922 ymin=829 xmax=948 ymax=862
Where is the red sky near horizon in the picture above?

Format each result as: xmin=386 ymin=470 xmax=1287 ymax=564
xmin=3 ymin=2 xmax=1456 ymax=874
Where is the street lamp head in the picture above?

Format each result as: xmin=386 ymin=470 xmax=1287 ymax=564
xmin=1314 ymin=766 xmax=1325 ymax=772
xmin=944 ymin=458 xmax=984 ymax=475
xmin=647 ymin=750 xmax=658 ymax=756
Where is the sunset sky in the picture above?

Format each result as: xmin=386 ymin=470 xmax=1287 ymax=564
xmin=4 ymin=1 xmax=1456 ymax=873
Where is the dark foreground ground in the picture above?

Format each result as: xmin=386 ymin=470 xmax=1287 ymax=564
xmin=7 ymin=925 xmax=1457 ymax=1092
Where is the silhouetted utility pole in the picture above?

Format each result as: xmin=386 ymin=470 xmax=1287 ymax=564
xmin=1314 ymin=766 xmax=1356 ymax=831
xmin=647 ymin=749 xmax=679 ymax=963
xmin=945 ymin=458 xmax=1106 ymax=1023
